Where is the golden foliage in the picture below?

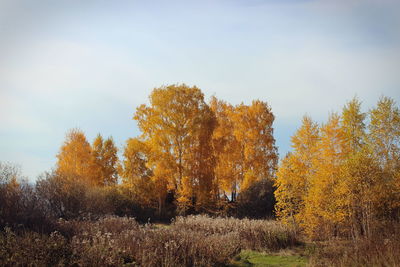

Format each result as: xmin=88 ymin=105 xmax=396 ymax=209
xmin=275 ymin=116 xmax=319 ymax=227
xmin=56 ymin=130 xmax=118 ymax=187
xmin=131 ymin=84 xmax=217 ymax=213
xmin=275 ymin=97 xmax=400 ymax=240
xmin=211 ymin=97 xmax=277 ymax=201
xmin=56 ymin=129 xmax=98 ymax=185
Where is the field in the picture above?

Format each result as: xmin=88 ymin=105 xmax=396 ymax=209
xmin=0 ymin=215 xmax=298 ymax=266
xmin=1 ymin=215 xmax=399 ymax=266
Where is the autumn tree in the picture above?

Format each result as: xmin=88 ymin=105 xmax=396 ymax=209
xmin=368 ymin=96 xmax=400 ymax=170
xmin=56 ymin=129 xmax=120 ymax=187
xmin=276 ymin=97 xmax=400 ymax=239
xmin=211 ymin=98 xmax=277 ymax=204
xmin=56 ymin=129 xmax=99 ymax=185
xmin=339 ymin=97 xmax=375 ymax=239
xmin=92 ymin=134 xmax=118 ymax=186
xmin=340 ymin=146 xmax=384 ymax=238
xmin=231 ymin=100 xmax=278 ymax=191
xmin=341 ymin=97 xmax=366 ymax=151
xmin=122 ymin=85 xmax=277 ymax=215
xmin=133 ymin=84 xmax=216 ymax=213
xmin=368 ymin=96 xmax=400 ymax=219
xmin=210 ymin=97 xmax=241 ymax=202
xmin=302 ymin=113 xmax=350 ymax=239
xmin=275 ymin=116 xmax=320 ymax=227
xmin=119 ymin=137 xmax=157 ymax=209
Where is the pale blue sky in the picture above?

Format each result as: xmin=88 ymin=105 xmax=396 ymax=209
xmin=1 ymin=0 xmax=399 ymax=181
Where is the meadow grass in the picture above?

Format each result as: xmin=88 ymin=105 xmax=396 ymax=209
xmin=0 ymin=215 xmax=298 ymax=267
xmin=1 ymin=215 xmax=399 ymax=266
xmin=229 ymin=250 xmax=307 ymax=267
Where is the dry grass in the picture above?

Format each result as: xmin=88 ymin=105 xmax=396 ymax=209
xmin=171 ymin=215 xmax=298 ymax=251
xmin=2 ymin=215 xmax=399 ymax=266
xmin=0 ymin=215 xmax=298 ymax=267
xmin=0 ymin=228 xmax=73 ymax=266
xmin=307 ymin=237 xmax=400 ymax=267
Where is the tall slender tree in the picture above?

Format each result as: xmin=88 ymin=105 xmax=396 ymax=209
xmin=92 ymin=134 xmax=118 ymax=186
xmin=341 ymin=97 xmax=366 ymax=151
xmin=210 ymin=97 xmax=241 ymax=201
xmin=231 ymin=101 xmax=278 ymax=191
xmin=120 ymin=137 xmax=156 ymax=208
xmin=368 ymin=96 xmax=400 ymax=218
xmin=275 ymin=116 xmax=319 ymax=227
xmin=134 ymin=84 xmax=216 ymax=213
xmin=303 ymin=113 xmax=350 ymax=239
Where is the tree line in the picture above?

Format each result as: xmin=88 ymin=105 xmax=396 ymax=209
xmin=51 ymin=84 xmax=277 ymax=219
xmin=1 ymin=84 xmax=398 ymax=240
xmin=275 ymin=96 xmax=400 ymax=240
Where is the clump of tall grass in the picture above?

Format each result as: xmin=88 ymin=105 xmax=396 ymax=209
xmin=0 ymin=228 xmax=72 ymax=266
xmin=55 ymin=215 xmax=243 ymax=266
xmin=307 ymin=225 xmax=400 ymax=267
xmin=57 ymin=215 xmax=139 ymax=238
xmin=172 ymin=215 xmax=298 ymax=251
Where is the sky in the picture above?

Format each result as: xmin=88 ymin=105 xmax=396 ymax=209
xmin=1 ymin=0 xmax=399 ymax=182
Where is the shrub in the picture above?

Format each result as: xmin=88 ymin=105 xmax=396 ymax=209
xmin=235 ymin=179 xmax=276 ymax=219
xmin=0 ymin=163 xmax=52 ymax=233
xmin=308 ymin=227 xmax=400 ymax=267
xmin=0 ymin=228 xmax=72 ymax=266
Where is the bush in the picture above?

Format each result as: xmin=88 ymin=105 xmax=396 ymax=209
xmin=0 ymin=163 xmax=52 ymax=232
xmin=308 ymin=226 xmax=400 ymax=267
xmin=235 ymin=179 xmax=276 ymax=219
xmin=35 ymin=172 xmax=164 ymax=223
xmin=0 ymin=228 xmax=72 ymax=266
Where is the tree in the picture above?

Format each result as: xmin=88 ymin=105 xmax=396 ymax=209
xmin=302 ymin=113 xmax=349 ymax=239
xmin=275 ymin=116 xmax=319 ymax=227
xmin=341 ymin=97 xmax=366 ymax=151
xmin=340 ymin=97 xmax=370 ymax=239
xmin=231 ymin=100 xmax=278 ymax=191
xmin=340 ymin=146 xmax=384 ymax=238
xmin=211 ymin=98 xmax=277 ymax=204
xmin=134 ymin=84 xmax=216 ymax=213
xmin=368 ymin=96 xmax=400 ymax=219
xmin=368 ymin=96 xmax=400 ymax=170
xmin=120 ymin=137 xmax=156 ymax=209
xmin=92 ymin=134 xmax=119 ymax=186
xmin=36 ymin=171 xmax=88 ymax=219
xmin=0 ymin=162 xmax=22 ymax=228
xmin=0 ymin=163 xmax=50 ymax=231
xmin=275 ymin=96 xmax=400 ymax=240
xmin=56 ymin=129 xmax=98 ymax=185
xmin=210 ymin=97 xmax=241 ymax=202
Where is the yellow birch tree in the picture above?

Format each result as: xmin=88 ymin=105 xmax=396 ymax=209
xmin=92 ymin=134 xmax=118 ymax=186
xmin=134 ymin=84 xmax=216 ymax=213
xmin=56 ymin=129 xmax=99 ymax=185
xmin=275 ymin=116 xmax=319 ymax=227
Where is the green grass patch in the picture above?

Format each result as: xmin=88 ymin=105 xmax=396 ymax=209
xmin=229 ymin=250 xmax=308 ymax=267
xmin=152 ymin=223 xmax=170 ymax=229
